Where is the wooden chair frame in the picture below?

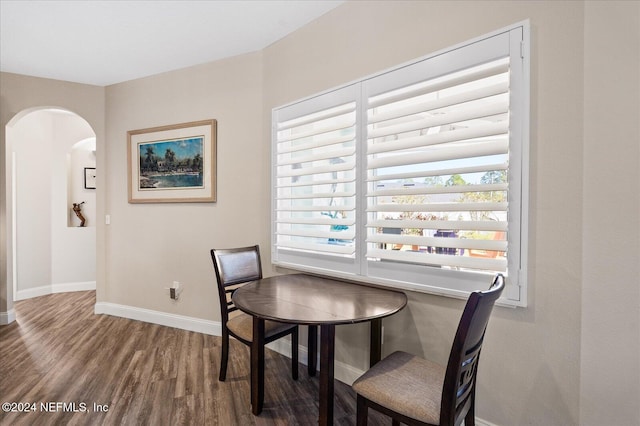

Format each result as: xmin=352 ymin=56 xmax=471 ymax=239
xmin=211 ymin=245 xmax=299 ymax=382
xmin=355 ymin=274 xmax=505 ymax=426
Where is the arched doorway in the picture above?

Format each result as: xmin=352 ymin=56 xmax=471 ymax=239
xmin=6 ymin=107 xmax=97 ymax=301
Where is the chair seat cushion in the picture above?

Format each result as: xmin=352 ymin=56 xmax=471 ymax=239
xmin=227 ymin=312 xmax=295 ymax=342
xmin=352 ymin=350 xmax=445 ymax=424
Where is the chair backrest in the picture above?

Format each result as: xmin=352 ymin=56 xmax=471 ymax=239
xmin=440 ymin=274 xmax=505 ymax=426
xmin=210 ymin=245 xmax=263 ymax=323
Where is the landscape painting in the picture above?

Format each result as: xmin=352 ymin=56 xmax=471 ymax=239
xmin=127 ymin=119 xmax=217 ymax=203
xmin=138 ymin=137 xmax=204 ymax=190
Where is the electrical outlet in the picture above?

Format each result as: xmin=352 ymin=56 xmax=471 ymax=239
xmin=168 ymin=281 xmax=183 ymax=300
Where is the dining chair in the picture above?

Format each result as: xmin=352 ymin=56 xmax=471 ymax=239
xmin=352 ymin=274 xmax=505 ymax=426
xmin=210 ymin=245 xmax=299 ymax=382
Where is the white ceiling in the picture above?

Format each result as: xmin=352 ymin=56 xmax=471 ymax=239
xmin=0 ymin=0 xmax=343 ymax=86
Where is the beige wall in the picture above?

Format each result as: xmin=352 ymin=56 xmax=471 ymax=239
xmin=581 ymin=2 xmax=640 ymax=425
xmin=1 ymin=1 xmax=639 ymax=425
xmin=103 ymin=52 xmax=264 ymax=319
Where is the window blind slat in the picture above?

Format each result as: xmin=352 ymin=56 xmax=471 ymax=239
xmin=278 ymin=120 xmax=355 ymax=143
xmin=367 ymin=60 xmax=509 ymax=109
xmin=278 ymin=229 xmax=356 ymax=240
xmin=278 ymin=191 xmax=356 ymax=200
xmin=277 ymin=146 xmax=355 ymax=166
xmin=278 ymin=205 xmax=356 ymax=212
xmin=367 ymin=101 xmax=508 ymax=140
xmin=369 ymin=183 xmax=508 ymax=197
xmin=367 ymin=122 xmax=508 ymax=155
xmin=367 ymin=234 xmax=507 ymax=251
xmin=367 ymin=139 xmax=508 ymax=169
xmin=277 ymin=161 xmax=355 ymax=178
xmin=368 ymin=82 xmax=509 ymax=125
xmin=277 ymin=241 xmax=355 ymax=255
xmin=278 ymin=217 xmax=354 ymax=226
xmin=278 ymin=176 xmax=353 ymax=188
xmin=278 ymin=134 xmax=354 ymax=154
xmin=367 ymin=202 xmax=507 ymax=212
xmin=277 ymin=104 xmax=356 ymax=131
xmin=367 ymin=162 xmax=508 ymax=182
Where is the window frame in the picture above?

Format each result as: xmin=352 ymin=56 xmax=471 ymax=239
xmin=272 ymin=21 xmax=530 ymax=307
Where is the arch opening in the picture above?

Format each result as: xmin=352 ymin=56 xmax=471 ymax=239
xmin=6 ymin=107 xmax=97 ymax=302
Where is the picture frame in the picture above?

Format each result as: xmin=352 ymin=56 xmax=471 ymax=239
xmin=127 ymin=119 xmax=217 ymax=203
xmin=84 ymin=167 xmax=96 ymax=189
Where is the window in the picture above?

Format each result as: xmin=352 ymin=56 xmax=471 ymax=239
xmin=272 ymin=22 xmax=529 ymax=306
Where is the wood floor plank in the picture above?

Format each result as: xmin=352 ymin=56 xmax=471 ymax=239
xmin=0 ymin=291 xmax=389 ymax=425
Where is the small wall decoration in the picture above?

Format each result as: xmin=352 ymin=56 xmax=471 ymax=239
xmin=73 ymin=201 xmax=86 ymax=227
xmin=127 ymin=119 xmax=217 ymax=203
xmin=84 ymin=167 xmax=96 ymax=189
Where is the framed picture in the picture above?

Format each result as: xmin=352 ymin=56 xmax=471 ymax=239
xmin=84 ymin=167 xmax=96 ymax=189
xmin=127 ymin=119 xmax=217 ymax=203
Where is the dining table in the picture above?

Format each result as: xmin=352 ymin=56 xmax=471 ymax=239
xmin=232 ymin=273 xmax=407 ymax=426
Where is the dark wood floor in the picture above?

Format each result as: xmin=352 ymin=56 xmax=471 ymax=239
xmin=0 ymin=291 xmax=389 ymax=425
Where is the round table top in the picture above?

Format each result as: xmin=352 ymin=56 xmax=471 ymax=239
xmin=232 ymin=274 xmax=407 ymax=326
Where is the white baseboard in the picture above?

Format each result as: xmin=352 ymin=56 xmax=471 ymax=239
xmin=15 ymin=281 xmax=96 ymax=301
xmin=0 ymin=309 xmax=16 ymax=325
xmin=15 ymin=285 xmax=51 ymax=300
xmin=475 ymin=418 xmax=498 ymax=426
xmin=53 ymin=281 xmax=96 ymax=293
xmin=94 ymin=301 xmax=221 ymax=336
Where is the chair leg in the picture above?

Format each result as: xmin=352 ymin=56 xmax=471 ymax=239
xmin=219 ymin=329 xmax=229 ymax=381
xmin=465 ymin=399 xmax=476 ymax=426
xmin=291 ymin=327 xmax=299 ymax=380
xmin=356 ymin=394 xmax=368 ymax=426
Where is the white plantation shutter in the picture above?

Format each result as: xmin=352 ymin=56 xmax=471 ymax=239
xmin=272 ymin=85 xmax=359 ymax=273
xmin=272 ymin=23 xmax=528 ymax=305
xmin=365 ymin=57 xmax=511 ymax=274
